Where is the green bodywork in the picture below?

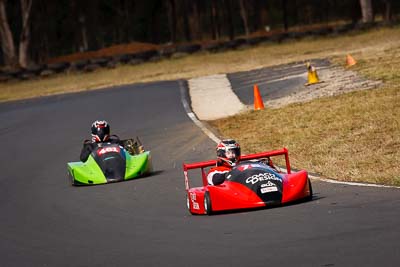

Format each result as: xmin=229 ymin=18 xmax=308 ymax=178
xmin=67 ymin=151 xmax=152 ymax=185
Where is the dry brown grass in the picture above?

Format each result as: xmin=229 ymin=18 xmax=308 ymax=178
xmin=210 ymin=85 xmax=400 ymax=185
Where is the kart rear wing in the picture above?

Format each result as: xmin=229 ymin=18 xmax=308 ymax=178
xmin=183 ymin=148 xmax=291 ymax=190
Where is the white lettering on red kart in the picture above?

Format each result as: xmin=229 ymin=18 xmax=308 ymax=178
xmin=189 ymin=192 xmax=200 ymax=210
xmin=245 ymin=172 xmax=280 ymax=185
xmin=97 ymin=146 xmax=120 ymax=156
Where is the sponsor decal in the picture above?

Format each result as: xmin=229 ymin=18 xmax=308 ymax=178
xmin=260 ymin=181 xmax=278 ymax=193
xmin=97 ymin=146 xmax=120 ymax=156
xmin=245 ymin=172 xmax=280 ymax=185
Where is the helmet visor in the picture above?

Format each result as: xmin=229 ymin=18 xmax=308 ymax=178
xmin=225 ymin=147 xmax=240 ymax=161
xmin=93 ymin=128 xmax=109 ymax=142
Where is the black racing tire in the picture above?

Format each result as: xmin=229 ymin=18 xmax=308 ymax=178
xmin=204 ymin=191 xmax=212 ymax=215
xmin=307 ymin=178 xmax=313 ymax=201
xmin=186 ymin=194 xmax=194 ymax=215
xmin=68 ymin=171 xmax=75 ymax=186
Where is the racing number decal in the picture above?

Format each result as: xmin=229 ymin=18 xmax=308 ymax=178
xmin=237 ymin=164 xmax=253 ymax=172
xmin=97 ymin=146 xmax=120 ymax=156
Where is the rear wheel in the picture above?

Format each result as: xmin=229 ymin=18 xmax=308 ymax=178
xmin=204 ymin=191 xmax=212 ymax=215
xmin=307 ymin=178 xmax=313 ymax=201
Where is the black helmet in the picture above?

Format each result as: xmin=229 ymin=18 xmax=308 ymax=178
xmin=91 ymin=120 xmax=110 ymax=142
xmin=216 ymin=139 xmax=241 ymax=167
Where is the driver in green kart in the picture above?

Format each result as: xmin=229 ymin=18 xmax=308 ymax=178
xmin=80 ymin=120 xmax=123 ymax=162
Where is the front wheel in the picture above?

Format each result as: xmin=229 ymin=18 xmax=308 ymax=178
xmin=186 ymin=194 xmax=194 ymax=215
xmin=204 ymin=191 xmax=212 ymax=215
xmin=68 ymin=171 xmax=75 ymax=186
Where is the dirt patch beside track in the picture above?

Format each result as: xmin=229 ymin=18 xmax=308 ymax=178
xmin=265 ymin=64 xmax=383 ymax=109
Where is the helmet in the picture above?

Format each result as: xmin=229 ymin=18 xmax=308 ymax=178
xmin=216 ymin=139 xmax=241 ymax=167
xmin=91 ymin=120 xmax=110 ymax=142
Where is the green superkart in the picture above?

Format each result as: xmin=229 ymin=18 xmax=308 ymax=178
xmin=68 ymin=138 xmax=152 ymax=185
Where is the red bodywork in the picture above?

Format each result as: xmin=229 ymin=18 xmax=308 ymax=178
xmin=183 ymin=148 xmax=312 ymax=215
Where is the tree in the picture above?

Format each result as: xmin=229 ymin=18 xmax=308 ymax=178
xmin=359 ymin=0 xmax=374 ymax=23
xmin=254 ymin=0 xmax=268 ymax=32
xmin=238 ymin=0 xmax=249 ymax=36
xmin=18 ymin=0 xmax=32 ymax=67
xmin=182 ymin=0 xmax=192 ymax=41
xmin=167 ymin=0 xmax=177 ymax=42
xmin=188 ymin=0 xmax=202 ymax=40
xmin=224 ymin=0 xmax=235 ymax=40
xmin=282 ymin=0 xmax=288 ymax=31
xmin=210 ymin=0 xmax=221 ymax=40
xmin=0 ymin=0 xmax=17 ymax=67
xmin=0 ymin=0 xmax=32 ymax=68
xmin=382 ymin=0 xmax=392 ymax=22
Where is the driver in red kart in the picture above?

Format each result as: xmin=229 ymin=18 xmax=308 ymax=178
xmin=80 ymin=120 xmax=122 ymax=162
xmin=207 ymin=139 xmax=241 ymax=186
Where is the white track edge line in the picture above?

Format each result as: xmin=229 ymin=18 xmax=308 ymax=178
xmin=308 ymin=174 xmax=400 ymax=189
xmin=179 ymin=81 xmax=220 ymax=144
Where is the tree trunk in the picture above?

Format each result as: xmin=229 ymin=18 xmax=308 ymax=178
xmin=149 ymin=0 xmax=163 ymax=43
xmin=292 ymin=0 xmax=298 ymax=26
xmin=18 ymin=0 xmax=33 ymax=68
xmin=257 ymin=0 xmax=268 ymax=32
xmin=210 ymin=0 xmax=220 ymax=40
xmin=78 ymin=14 xmax=88 ymax=52
xmin=383 ymin=0 xmax=392 ymax=22
xmin=359 ymin=0 xmax=374 ymax=23
xmin=224 ymin=0 xmax=234 ymax=40
xmin=238 ymin=0 xmax=249 ymax=36
xmin=182 ymin=0 xmax=191 ymax=41
xmin=282 ymin=0 xmax=288 ymax=31
xmin=189 ymin=0 xmax=201 ymax=40
xmin=167 ymin=0 xmax=177 ymax=43
xmin=0 ymin=0 xmax=18 ymax=67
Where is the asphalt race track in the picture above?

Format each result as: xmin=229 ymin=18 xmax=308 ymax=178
xmin=0 ymin=78 xmax=399 ymax=267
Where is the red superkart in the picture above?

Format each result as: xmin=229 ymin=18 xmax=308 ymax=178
xmin=183 ymin=148 xmax=312 ymax=215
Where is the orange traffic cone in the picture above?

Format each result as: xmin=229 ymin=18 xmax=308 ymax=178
xmin=305 ymin=62 xmax=320 ymax=86
xmin=253 ymin=84 xmax=265 ymax=110
xmin=346 ymin=54 xmax=357 ymax=67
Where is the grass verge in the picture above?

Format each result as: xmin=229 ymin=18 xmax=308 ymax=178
xmin=210 ymin=85 xmax=399 ymax=185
